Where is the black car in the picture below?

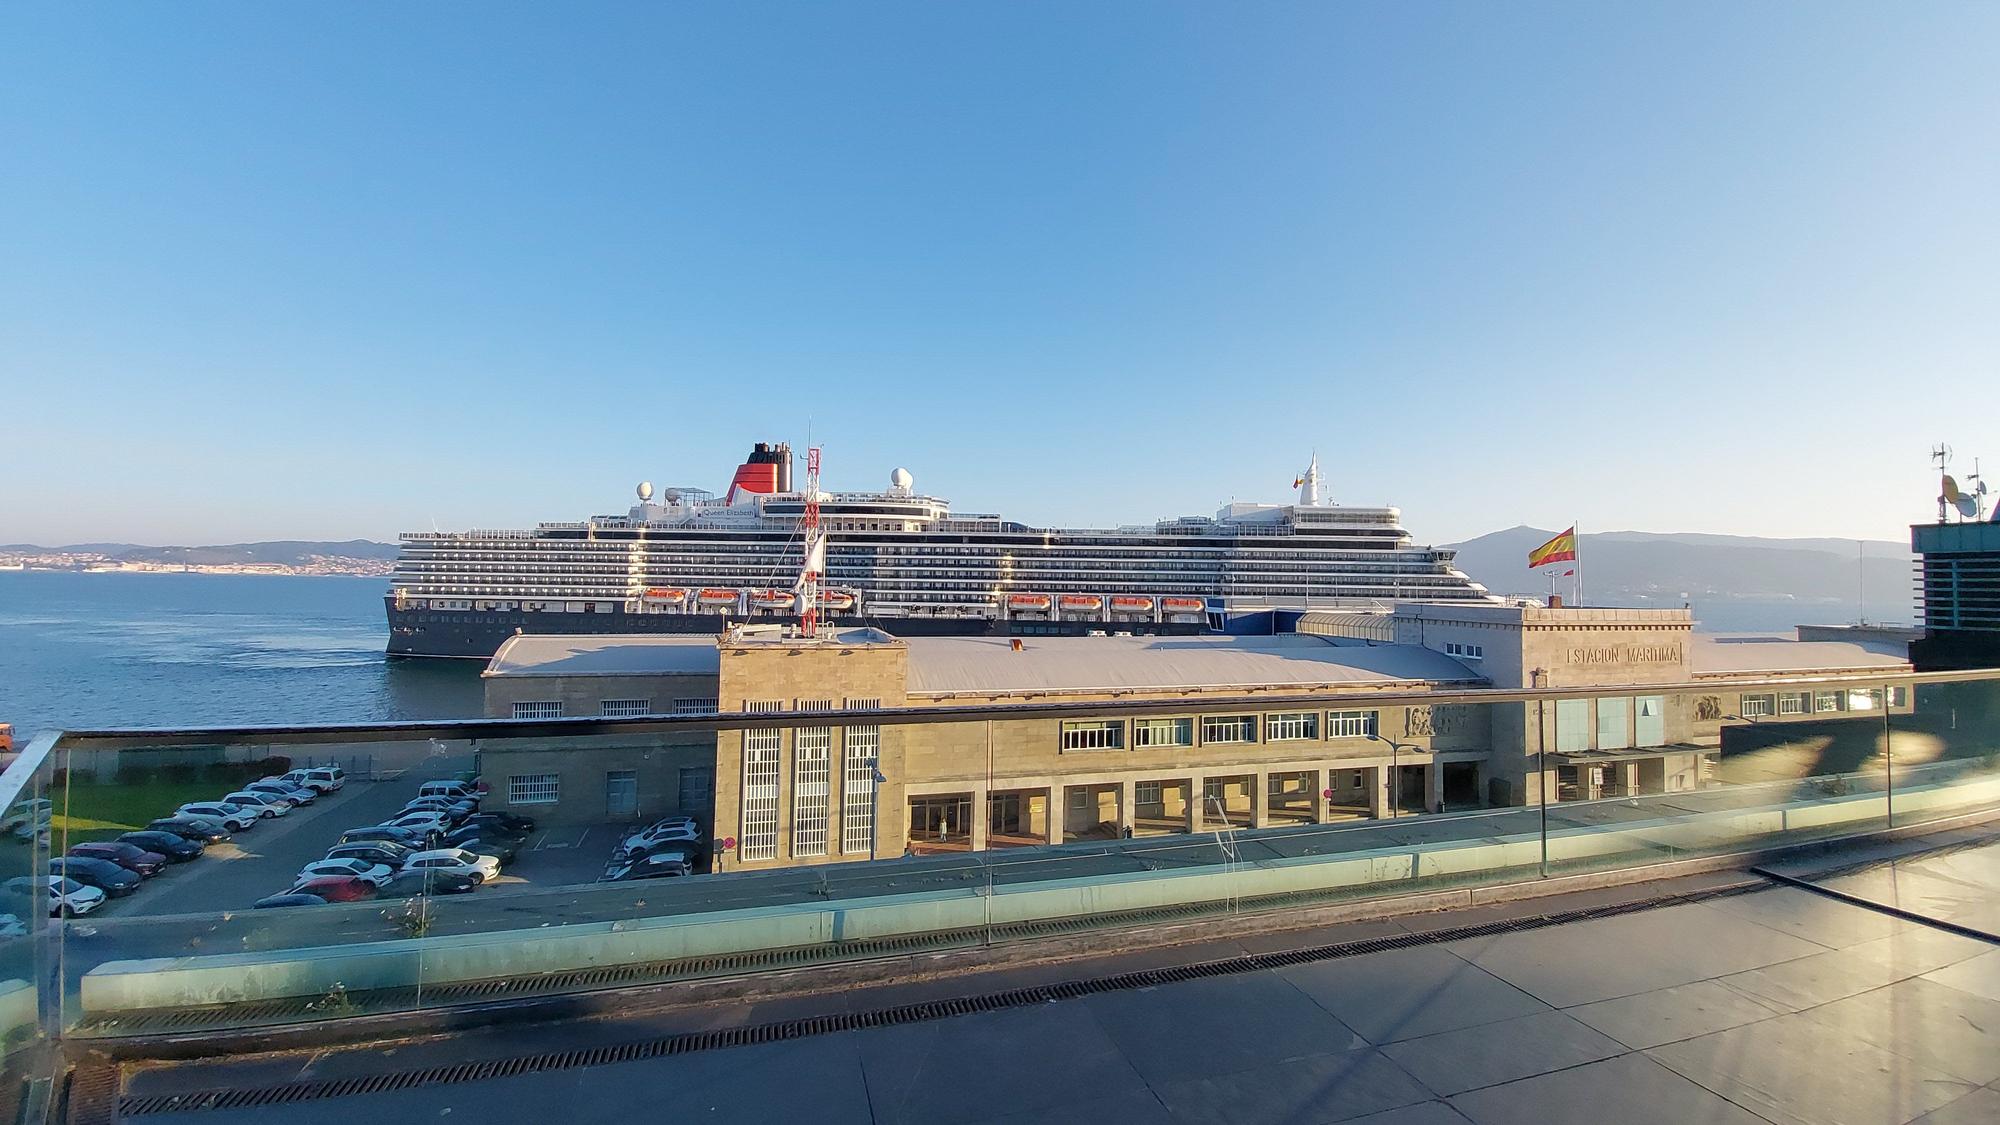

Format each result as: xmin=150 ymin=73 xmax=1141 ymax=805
xmin=464 ymin=812 xmax=535 ymax=836
xmin=325 ymin=842 xmax=413 ymax=869
xmin=602 ymin=854 xmax=691 ymax=882
xmin=47 ymin=857 xmax=141 ymax=898
xmin=439 ymin=828 xmax=518 ymax=861
xmin=630 ymin=840 xmax=702 ymax=867
xmin=253 ymin=893 xmax=326 ymax=909
xmin=338 ymin=826 xmax=427 ymax=848
xmin=375 ymin=869 xmax=478 ymax=897
xmin=117 ymin=831 xmax=205 ymax=862
xmin=146 ymin=816 xmax=232 ymax=843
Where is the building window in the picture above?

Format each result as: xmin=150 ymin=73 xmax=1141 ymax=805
xmin=1889 ymin=686 xmax=1908 ymax=708
xmin=511 ymin=701 xmax=563 ymax=720
xmin=842 ymin=722 xmax=881 ymax=854
xmin=740 ymin=725 xmax=781 ymax=862
xmin=672 ymin=697 xmax=718 ymax=715
xmin=599 ymin=699 xmax=649 ymax=717
xmin=1326 ymin=710 xmax=1378 ymax=739
xmin=1135 ymin=781 xmax=1163 ymax=809
xmin=793 ymin=724 xmax=832 ymax=858
xmin=1846 ymin=690 xmax=1877 ymax=711
xmin=1596 ymin=697 xmax=1631 ymax=750
xmin=738 ymin=700 xmax=783 ymax=861
xmin=1814 ymin=691 xmax=1843 ymax=713
xmin=1060 ymin=720 xmax=1125 ymax=751
xmin=1779 ymin=692 xmax=1809 ymax=716
xmin=845 ymin=697 xmax=882 ymax=710
xmin=1444 ymin=642 xmax=1485 ymax=660
xmin=1201 ymin=715 xmax=1258 ymax=744
xmin=1068 ymin=788 xmax=1089 ymax=811
xmin=1740 ymin=694 xmax=1776 ymax=719
xmin=1555 ymin=698 xmax=1590 ymax=754
xmin=1133 ymin=718 xmax=1193 ymax=748
xmin=1267 ymin=712 xmax=1319 ymax=741
xmin=1635 ymin=696 xmax=1665 ymax=747
xmin=508 ymin=773 xmax=560 ymax=805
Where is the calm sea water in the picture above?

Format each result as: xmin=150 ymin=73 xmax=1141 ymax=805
xmin=0 ymin=572 xmax=484 ymax=739
xmin=0 ymin=571 xmax=1860 ymax=739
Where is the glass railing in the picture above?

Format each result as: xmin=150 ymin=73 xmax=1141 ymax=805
xmin=0 ymin=670 xmax=1994 ymax=1049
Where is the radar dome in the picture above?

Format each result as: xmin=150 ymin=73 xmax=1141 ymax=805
xmin=637 ymin=481 xmax=654 ymax=501
xmin=890 ymin=467 xmax=914 ymax=490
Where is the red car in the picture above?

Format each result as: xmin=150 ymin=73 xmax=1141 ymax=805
xmin=288 ymin=875 xmax=378 ymax=903
xmin=68 ymin=841 xmax=166 ymax=877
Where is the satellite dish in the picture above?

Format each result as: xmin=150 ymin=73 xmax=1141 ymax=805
xmin=664 ymin=488 xmax=682 ymax=504
xmin=637 ymin=481 xmax=655 ymax=502
xmin=890 ymin=467 xmax=913 ymax=491
xmin=1943 ymin=475 xmax=1962 ymax=504
xmin=1958 ymin=495 xmax=1981 ymax=519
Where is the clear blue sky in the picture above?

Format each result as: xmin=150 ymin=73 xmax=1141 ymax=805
xmin=4 ymin=3 xmax=1994 ymax=547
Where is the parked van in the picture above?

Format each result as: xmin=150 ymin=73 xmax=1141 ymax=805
xmin=417 ymin=780 xmax=477 ymax=802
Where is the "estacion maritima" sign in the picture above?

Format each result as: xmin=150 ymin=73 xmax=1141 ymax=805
xmin=1564 ymin=643 xmax=1684 ymax=666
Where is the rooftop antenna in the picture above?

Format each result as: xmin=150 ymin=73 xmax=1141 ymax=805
xmin=1933 ymin=444 xmax=1954 ymax=523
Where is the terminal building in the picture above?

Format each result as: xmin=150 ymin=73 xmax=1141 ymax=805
xmin=477 ymin=600 xmax=1912 ymax=869
xmin=1912 ymin=520 xmax=2000 ymax=670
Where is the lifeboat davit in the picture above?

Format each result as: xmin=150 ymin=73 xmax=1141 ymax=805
xmin=1110 ymin=596 xmax=1154 ymax=614
xmin=642 ymin=587 xmax=689 ymax=605
xmin=749 ymin=589 xmax=796 ymax=610
xmin=1057 ymin=595 xmax=1103 ymax=612
xmin=1006 ymin=593 xmax=1053 ymax=612
xmin=1161 ymin=597 xmax=1206 ymax=614
xmin=697 ymin=588 xmax=741 ymax=607
xmin=818 ymin=590 xmax=857 ymax=611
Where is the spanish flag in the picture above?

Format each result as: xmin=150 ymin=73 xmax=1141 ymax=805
xmin=1528 ymin=527 xmax=1577 ymax=570
xmin=1292 ymin=475 xmax=1305 ymax=488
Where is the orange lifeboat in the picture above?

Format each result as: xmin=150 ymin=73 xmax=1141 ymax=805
xmin=697 ymin=588 xmax=741 ymax=607
xmin=1006 ymin=593 xmax=1053 ymax=612
xmin=749 ymin=589 xmax=796 ymax=610
xmin=1161 ymin=597 xmax=1206 ymax=614
xmin=1057 ymin=595 xmax=1103 ymax=612
xmin=818 ymin=590 xmax=857 ymax=611
xmin=642 ymin=587 xmax=689 ymax=605
xmin=1109 ymin=596 xmax=1154 ymax=614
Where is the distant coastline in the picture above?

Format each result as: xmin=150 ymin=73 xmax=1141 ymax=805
xmin=0 ymin=539 xmax=397 ymax=579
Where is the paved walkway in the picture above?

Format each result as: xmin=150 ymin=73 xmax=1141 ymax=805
xmin=124 ymin=840 xmax=2000 ymax=1125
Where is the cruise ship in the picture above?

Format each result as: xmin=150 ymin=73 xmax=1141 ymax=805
xmin=386 ymin=443 xmax=1497 ymax=658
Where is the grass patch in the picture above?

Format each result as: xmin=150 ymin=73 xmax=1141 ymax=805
xmin=51 ymin=780 xmax=226 ymax=843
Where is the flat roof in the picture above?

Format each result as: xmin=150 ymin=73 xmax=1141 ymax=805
xmin=1688 ymin=633 xmax=1910 ymax=675
xmin=485 ymin=634 xmax=720 ymax=678
xmin=904 ymin=634 xmax=1483 ymax=696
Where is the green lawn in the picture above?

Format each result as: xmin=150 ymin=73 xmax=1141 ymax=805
xmin=52 ymin=779 xmax=230 ymax=843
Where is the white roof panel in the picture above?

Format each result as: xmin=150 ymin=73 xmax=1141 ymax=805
xmin=904 ymin=634 xmax=1481 ymax=695
xmin=1690 ymin=633 xmax=1910 ymax=675
xmin=485 ymin=635 xmax=719 ymax=678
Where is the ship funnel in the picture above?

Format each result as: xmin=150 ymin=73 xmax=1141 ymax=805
xmin=725 ymin=442 xmax=787 ymax=505
xmin=777 ymin=443 xmax=793 ymax=493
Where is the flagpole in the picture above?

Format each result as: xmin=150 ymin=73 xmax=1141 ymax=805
xmin=1574 ymin=520 xmax=1583 ymax=607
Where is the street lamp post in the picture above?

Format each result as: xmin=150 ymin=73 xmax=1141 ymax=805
xmin=868 ymin=757 xmax=887 ymax=862
xmin=1364 ymin=733 xmax=1420 ymax=818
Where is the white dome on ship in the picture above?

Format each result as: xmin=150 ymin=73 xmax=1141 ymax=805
xmin=637 ymin=481 xmax=654 ymax=501
xmin=890 ymin=467 xmax=913 ymax=490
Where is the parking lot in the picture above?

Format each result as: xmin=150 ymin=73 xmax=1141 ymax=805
xmin=81 ymin=774 xmax=641 ymax=919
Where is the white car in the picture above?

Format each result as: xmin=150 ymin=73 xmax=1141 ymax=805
xmin=417 ymin=780 xmax=479 ymax=802
xmin=621 ymin=819 xmax=702 ymax=855
xmin=282 ymin=767 xmax=345 ymax=794
xmin=247 ymin=780 xmax=317 ymax=806
xmin=179 ymin=803 xmax=259 ymax=832
xmin=6 ymin=876 xmax=105 ymax=917
xmin=384 ymin=812 xmax=451 ymax=836
xmin=223 ymin=791 xmax=292 ymax=818
xmin=403 ymin=848 xmax=501 ymax=884
xmin=296 ymin=858 xmax=394 ymax=886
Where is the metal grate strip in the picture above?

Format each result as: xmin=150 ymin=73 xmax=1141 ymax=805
xmin=117 ymin=880 xmax=1756 ymax=1116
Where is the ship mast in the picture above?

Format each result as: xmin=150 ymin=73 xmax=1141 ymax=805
xmin=796 ymin=446 xmax=824 ymax=637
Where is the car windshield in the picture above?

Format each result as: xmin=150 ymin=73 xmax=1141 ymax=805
xmin=52 ymin=878 xmax=83 ymax=894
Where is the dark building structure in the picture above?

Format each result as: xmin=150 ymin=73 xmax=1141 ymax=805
xmin=1911 ymin=522 xmax=2000 ymax=670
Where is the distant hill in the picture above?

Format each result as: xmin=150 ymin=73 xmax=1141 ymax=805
xmin=1 ymin=540 xmax=399 ymax=565
xmin=1443 ymin=527 xmax=1914 ymax=622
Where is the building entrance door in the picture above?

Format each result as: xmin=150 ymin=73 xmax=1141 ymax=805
xmin=606 ymin=770 xmax=638 ymax=819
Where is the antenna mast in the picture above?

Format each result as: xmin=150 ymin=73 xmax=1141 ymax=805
xmin=796 ymin=446 xmax=824 ymax=638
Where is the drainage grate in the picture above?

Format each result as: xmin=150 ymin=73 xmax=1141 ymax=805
xmin=117 ymin=880 xmax=1756 ymax=1117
